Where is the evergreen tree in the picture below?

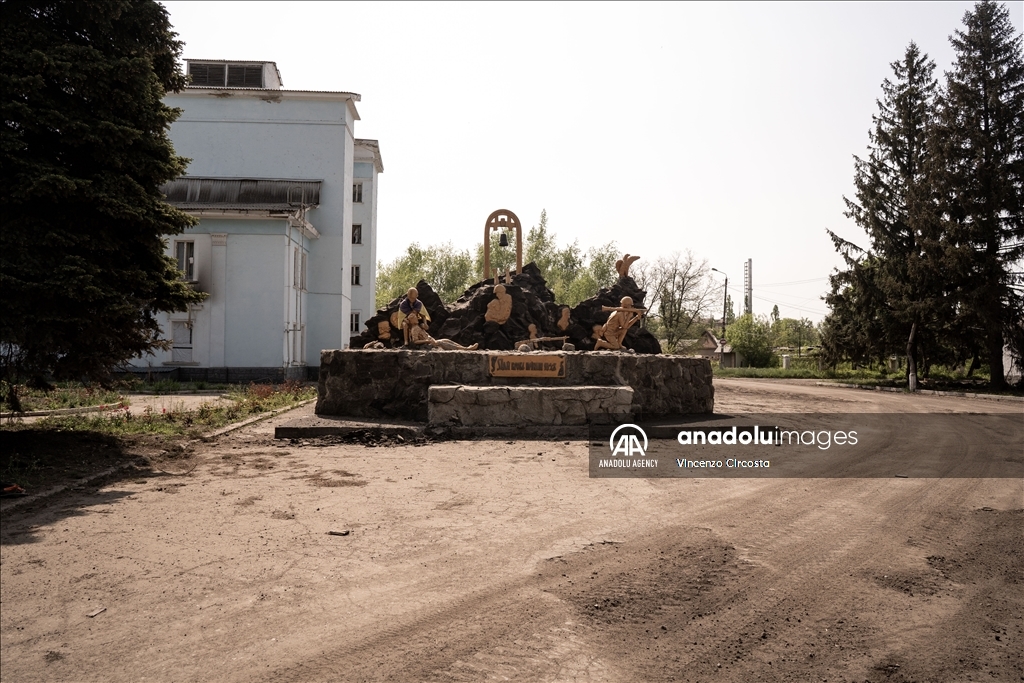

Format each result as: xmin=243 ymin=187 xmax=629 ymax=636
xmin=930 ymin=0 xmax=1024 ymax=389
xmin=0 ymin=1 xmax=203 ymax=385
xmin=828 ymin=42 xmax=939 ymax=389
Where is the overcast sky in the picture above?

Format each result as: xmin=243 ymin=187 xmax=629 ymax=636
xmin=161 ymin=1 xmax=1022 ymax=322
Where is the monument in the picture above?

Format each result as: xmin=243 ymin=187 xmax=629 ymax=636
xmin=318 ymin=211 xmax=714 ymax=431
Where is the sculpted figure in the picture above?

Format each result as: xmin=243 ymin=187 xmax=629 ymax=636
xmin=528 ymin=324 xmax=538 ymax=340
xmin=557 ymin=307 xmax=571 ymax=331
xmin=614 ymin=254 xmax=641 ymax=279
xmin=398 ymin=287 xmax=429 ymax=344
xmin=405 ymin=311 xmax=478 ymax=351
xmin=484 ymin=284 xmax=512 ymax=324
xmin=594 ymin=296 xmax=646 ymax=350
xmin=377 ymin=320 xmax=391 ymax=340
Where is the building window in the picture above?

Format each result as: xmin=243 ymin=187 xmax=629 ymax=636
xmin=188 ymin=62 xmax=263 ymax=88
xmin=293 ymin=249 xmax=307 ymax=290
xmin=175 ymin=241 xmax=195 ymax=281
xmin=352 ymin=183 xmax=363 ymax=203
xmin=350 ymin=312 xmax=361 ymax=333
xmin=351 ymin=265 xmax=361 ymax=286
xmin=352 ymin=224 xmax=362 ymax=244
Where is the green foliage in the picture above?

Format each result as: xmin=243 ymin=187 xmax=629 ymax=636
xmin=928 ymin=0 xmax=1024 ymax=389
xmin=1 ymin=381 xmax=124 ymax=412
xmin=825 ymin=42 xmax=939 ymax=375
xmin=634 ymin=251 xmax=717 ymax=353
xmin=726 ymin=314 xmax=776 ymax=368
xmin=824 ymin=6 xmax=1024 ymax=389
xmin=501 ymin=210 xmax=619 ymax=306
xmin=13 ymin=382 xmax=315 ymax=436
xmin=377 ymin=210 xmax=621 ymax=309
xmin=770 ymin=317 xmax=819 ymax=352
xmin=376 ymin=242 xmax=474 ymax=308
xmin=0 ymin=1 xmax=204 ymax=385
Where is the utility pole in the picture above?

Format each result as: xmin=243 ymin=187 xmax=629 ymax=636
xmin=711 ymin=268 xmax=728 ymax=339
xmin=743 ymin=259 xmax=752 ymax=316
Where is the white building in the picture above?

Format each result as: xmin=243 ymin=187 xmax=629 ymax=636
xmin=130 ymin=60 xmax=381 ymax=381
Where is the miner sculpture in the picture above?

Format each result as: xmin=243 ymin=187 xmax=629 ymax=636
xmin=406 ymin=310 xmax=479 ymax=350
xmin=593 ymin=296 xmax=646 ymax=351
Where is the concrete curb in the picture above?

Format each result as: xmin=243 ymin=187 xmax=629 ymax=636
xmin=0 ymin=398 xmax=316 ymax=514
xmin=127 ymin=390 xmax=226 ymax=396
xmin=273 ymin=415 xmax=595 ymax=440
xmin=201 ymin=398 xmax=317 ymax=439
xmin=815 ymin=382 xmax=1024 ymax=403
xmin=1 ymin=401 xmax=127 ymax=419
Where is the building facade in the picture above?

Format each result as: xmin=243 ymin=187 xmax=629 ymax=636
xmin=129 ymin=60 xmax=381 ymax=381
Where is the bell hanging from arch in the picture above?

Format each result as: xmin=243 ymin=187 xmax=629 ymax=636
xmin=498 ymin=231 xmax=510 ymax=247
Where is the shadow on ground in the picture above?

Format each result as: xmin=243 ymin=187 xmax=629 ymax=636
xmin=0 ymin=429 xmax=186 ymax=546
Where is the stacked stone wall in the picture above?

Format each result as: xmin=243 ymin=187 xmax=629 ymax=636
xmin=317 ymin=349 xmax=713 ymax=421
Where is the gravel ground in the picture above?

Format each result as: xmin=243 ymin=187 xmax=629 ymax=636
xmin=1 ymin=378 xmax=1021 ymax=683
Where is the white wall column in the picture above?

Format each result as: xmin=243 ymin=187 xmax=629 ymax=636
xmin=210 ymin=233 xmax=227 ymax=367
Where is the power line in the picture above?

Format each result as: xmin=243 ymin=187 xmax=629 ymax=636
xmin=757 ymin=277 xmax=830 ymax=287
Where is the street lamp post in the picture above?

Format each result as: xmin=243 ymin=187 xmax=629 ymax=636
xmin=712 ymin=266 xmax=729 ymax=366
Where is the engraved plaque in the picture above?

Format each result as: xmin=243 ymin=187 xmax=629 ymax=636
xmin=488 ymin=354 xmax=565 ymax=378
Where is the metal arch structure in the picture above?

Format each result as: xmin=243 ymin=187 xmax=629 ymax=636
xmin=482 ymin=209 xmax=523 ymax=284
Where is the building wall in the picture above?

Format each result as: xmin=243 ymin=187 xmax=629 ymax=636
xmin=223 ymin=232 xmax=286 ymax=367
xmin=350 ymin=157 xmax=379 ymax=340
xmin=143 ymin=88 xmax=360 ymax=372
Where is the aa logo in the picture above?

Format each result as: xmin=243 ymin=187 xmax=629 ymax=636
xmin=609 ymin=424 xmax=648 ymax=457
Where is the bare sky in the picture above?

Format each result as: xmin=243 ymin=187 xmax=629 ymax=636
xmin=161 ymin=1 xmax=1023 ymax=322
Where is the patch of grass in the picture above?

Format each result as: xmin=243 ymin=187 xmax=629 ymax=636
xmin=116 ymin=377 xmax=230 ymax=394
xmin=713 ymin=362 xmax=1020 ymax=396
xmin=1 ymin=381 xmax=125 ymax=413
xmin=3 ymin=382 xmax=316 ymax=439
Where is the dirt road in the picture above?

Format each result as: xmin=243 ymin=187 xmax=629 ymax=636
xmin=1 ymin=379 xmax=1021 ymax=682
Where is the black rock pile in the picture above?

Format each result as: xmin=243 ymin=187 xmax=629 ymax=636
xmin=349 ymin=262 xmax=662 ymax=354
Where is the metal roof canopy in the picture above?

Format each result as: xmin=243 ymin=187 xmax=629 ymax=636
xmin=161 ymin=177 xmax=322 ymax=210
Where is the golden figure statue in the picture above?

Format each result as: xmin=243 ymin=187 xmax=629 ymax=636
xmin=594 ymin=296 xmax=646 ymax=350
xmin=484 ymin=284 xmax=512 ymax=325
xmin=405 ymin=311 xmax=478 ymax=350
xmin=397 ymin=287 xmax=431 ymax=345
xmin=557 ymin=306 xmax=571 ymax=331
xmin=614 ymin=254 xmax=641 ymax=279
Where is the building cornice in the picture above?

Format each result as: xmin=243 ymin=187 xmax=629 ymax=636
xmin=355 ymin=138 xmax=384 ymax=173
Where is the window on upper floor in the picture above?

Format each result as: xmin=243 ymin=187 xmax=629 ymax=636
xmin=351 ymin=265 xmax=361 ymax=286
xmin=352 ymin=183 xmax=363 ymax=203
xmin=188 ymin=62 xmax=264 ymax=88
xmin=352 ymin=224 xmax=362 ymax=244
xmin=350 ymin=312 xmax=361 ymax=333
xmin=175 ymin=241 xmax=195 ymax=281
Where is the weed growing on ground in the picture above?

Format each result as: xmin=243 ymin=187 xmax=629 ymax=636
xmin=4 ymin=383 xmax=316 ymax=437
xmin=1 ymin=381 xmax=125 ymax=413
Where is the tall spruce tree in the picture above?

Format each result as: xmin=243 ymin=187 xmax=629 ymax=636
xmin=929 ymin=0 xmax=1024 ymax=390
xmin=0 ymin=1 xmax=203 ymax=386
xmin=827 ymin=42 xmax=939 ymax=388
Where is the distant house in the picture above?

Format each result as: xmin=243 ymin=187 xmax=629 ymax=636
xmin=129 ymin=60 xmax=382 ymax=381
xmin=691 ymin=330 xmax=744 ymax=368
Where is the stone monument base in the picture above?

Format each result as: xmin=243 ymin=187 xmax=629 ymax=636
xmin=428 ymin=385 xmax=633 ymax=427
xmin=316 ymin=349 xmax=713 ymax=422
